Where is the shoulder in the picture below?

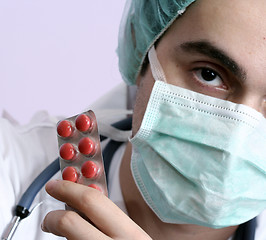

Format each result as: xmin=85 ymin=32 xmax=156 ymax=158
xmin=0 ymin=111 xmax=59 ymax=168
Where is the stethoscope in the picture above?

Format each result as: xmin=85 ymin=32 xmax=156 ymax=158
xmin=2 ymin=117 xmax=132 ymax=240
xmin=1 ymin=117 xmax=257 ymax=240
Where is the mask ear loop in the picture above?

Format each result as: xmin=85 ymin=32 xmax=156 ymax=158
xmin=148 ymin=45 xmax=167 ymax=83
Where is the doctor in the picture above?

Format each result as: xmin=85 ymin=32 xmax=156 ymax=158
xmin=41 ymin=0 xmax=266 ymax=239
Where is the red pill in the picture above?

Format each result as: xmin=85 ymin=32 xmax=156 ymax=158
xmin=81 ymin=161 xmax=98 ymax=178
xmin=75 ymin=114 xmax=92 ymax=133
xmin=88 ymin=184 xmax=102 ymax=192
xmin=62 ymin=166 xmax=78 ymax=182
xmin=60 ymin=143 xmax=76 ymax=161
xmin=78 ymin=137 xmax=96 ymax=156
xmin=57 ymin=120 xmax=73 ymax=138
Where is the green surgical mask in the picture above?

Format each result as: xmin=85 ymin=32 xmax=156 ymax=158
xmin=130 ymin=46 xmax=266 ymax=228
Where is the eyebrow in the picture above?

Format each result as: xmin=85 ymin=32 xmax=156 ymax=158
xmin=179 ymin=40 xmax=247 ymax=82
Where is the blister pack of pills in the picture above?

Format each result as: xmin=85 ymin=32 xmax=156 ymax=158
xmin=56 ymin=110 xmax=108 ymax=196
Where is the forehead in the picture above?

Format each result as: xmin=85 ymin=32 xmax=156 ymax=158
xmin=161 ymin=0 xmax=266 ymax=80
xmin=165 ymin=0 xmax=266 ymax=48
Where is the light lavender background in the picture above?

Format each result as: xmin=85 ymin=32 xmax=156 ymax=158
xmin=0 ymin=1 xmax=125 ymax=124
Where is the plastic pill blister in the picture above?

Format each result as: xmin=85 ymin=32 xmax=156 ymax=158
xmin=57 ymin=110 xmax=108 ymax=196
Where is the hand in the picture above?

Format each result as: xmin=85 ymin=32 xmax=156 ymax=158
xmin=41 ymin=180 xmax=152 ymax=240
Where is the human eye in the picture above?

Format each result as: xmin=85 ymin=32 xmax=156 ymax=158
xmin=192 ymin=67 xmax=228 ymax=91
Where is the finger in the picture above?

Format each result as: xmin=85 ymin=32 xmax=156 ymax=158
xmin=45 ymin=180 xmax=144 ymax=238
xmin=42 ymin=210 xmax=111 ymax=240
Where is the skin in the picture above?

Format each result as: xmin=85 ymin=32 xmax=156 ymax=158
xmin=42 ymin=0 xmax=266 ymax=239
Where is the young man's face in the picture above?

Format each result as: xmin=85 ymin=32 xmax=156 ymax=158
xmin=132 ymin=0 xmax=266 ymax=136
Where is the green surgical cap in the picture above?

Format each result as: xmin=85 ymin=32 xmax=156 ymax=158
xmin=117 ymin=0 xmax=196 ymax=85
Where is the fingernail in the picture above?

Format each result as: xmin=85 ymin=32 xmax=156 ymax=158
xmin=41 ymin=222 xmax=49 ymax=233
